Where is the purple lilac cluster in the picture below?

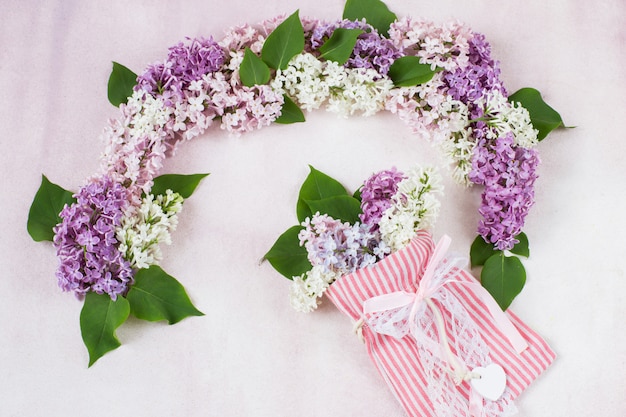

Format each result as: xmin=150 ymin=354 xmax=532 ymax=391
xmin=469 ymin=133 xmax=540 ymax=250
xmin=53 ymin=176 xmax=133 ymax=300
xmin=298 ymin=213 xmax=388 ymax=274
xmin=136 ymin=37 xmax=225 ymax=98
xmin=310 ymin=19 xmax=402 ymax=76
xmin=443 ymin=33 xmax=506 ymax=105
xmin=359 ymin=168 xmax=406 ymax=229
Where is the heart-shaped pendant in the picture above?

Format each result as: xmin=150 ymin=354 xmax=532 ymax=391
xmin=470 ymin=364 xmax=507 ymax=401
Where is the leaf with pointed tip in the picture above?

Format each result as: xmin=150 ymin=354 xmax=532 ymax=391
xmin=508 ymin=88 xmax=565 ymax=140
xmin=305 ymin=195 xmax=362 ymax=224
xmin=107 ymin=62 xmax=138 ymax=107
xmin=151 ymin=173 xmax=209 ymax=199
xmin=319 ymin=28 xmax=364 ymax=65
xmin=509 ymin=232 xmax=530 ymax=258
xmin=126 ymin=266 xmax=203 ymax=324
xmin=296 ymin=166 xmax=349 ymax=223
xmin=261 ymin=11 xmax=304 ymax=70
xmin=240 ymin=48 xmax=271 ymax=87
xmin=27 ymin=175 xmax=76 ymax=242
xmin=264 ymin=226 xmax=311 ymax=279
xmin=80 ymin=292 xmax=130 ymax=367
xmin=275 ymin=95 xmax=305 ymax=124
xmin=470 ymin=235 xmax=501 ymax=267
xmin=481 ymin=253 xmax=526 ymax=311
xmin=388 ymin=56 xmax=438 ymax=87
xmin=343 ymin=0 xmax=397 ymax=36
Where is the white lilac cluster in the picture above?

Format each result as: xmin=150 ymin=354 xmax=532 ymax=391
xmin=290 ymin=266 xmax=342 ymax=313
xmin=271 ymin=53 xmax=394 ymax=117
xmin=481 ymin=91 xmax=539 ymax=148
xmin=378 ymin=166 xmax=443 ymax=252
xmin=388 ymin=17 xmax=473 ymax=71
xmin=116 ymin=189 xmax=184 ymax=269
xmin=101 ymin=90 xmax=173 ymax=203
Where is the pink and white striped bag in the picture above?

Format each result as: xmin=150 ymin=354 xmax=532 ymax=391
xmin=325 ymin=230 xmax=555 ymax=417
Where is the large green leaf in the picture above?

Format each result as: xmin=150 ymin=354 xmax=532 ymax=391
xmin=264 ymin=225 xmax=311 ymax=279
xmin=27 ymin=175 xmax=76 ymax=242
xmin=261 ymin=11 xmax=304 ymax=70
xmin=107 ymin=62 xmax=138 ymax=107
xmin=151 ymin=173 xmax=209 ymax=199
xmin=296 ymin=166 xmax=349 ymax=223
xmin=305 ymin=195 xmax=362 ymax=224
xmin=239 ymin=48 xmax=271 ymax=87
xmin=388 ymin=56 xmax=438 ymax=87
xmin=469 ymin=235 xmax=500 ymax=267
xmin=508 ymin=88 xmax=565 ymax=140
xmin=481 ymin=253 xmax=526 ymax=311
xmin=319 ymin=28 xmax=364 ymax=65
xmin=342 ymin=0 xmax=397 ymax=36
xmin=275 ymin=94 xmax=305 ymax=124
xmin=80 ymin=292 xmax=130 ymax=367
xmin=126 ymin=266 xmax=204 ymax=324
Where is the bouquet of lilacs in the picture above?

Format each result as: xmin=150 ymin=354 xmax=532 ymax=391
xmin=269 ymin=165 xmax=443 ymax=313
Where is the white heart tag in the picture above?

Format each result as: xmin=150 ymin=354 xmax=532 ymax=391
xmin=470 ymin=364 xmax=507 ymax=401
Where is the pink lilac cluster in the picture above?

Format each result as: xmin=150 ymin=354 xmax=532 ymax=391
xmin=299 ymin=213 xmax=388 ymax=274
xmin=136 ymin=37 xmax=225 ymax=99
xmin=53 ymin=176 xmax=134 ymax=300
xmin=309 ymin=19 xmax=402 ymax=76
xmin=359 ymin=167 xmax=407 ymax=229
xmin=468 ymin=132 xmax=540 ymax=250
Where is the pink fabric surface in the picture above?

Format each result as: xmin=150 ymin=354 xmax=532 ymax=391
xmin=1 ymin=1 xmax=625 ymax=416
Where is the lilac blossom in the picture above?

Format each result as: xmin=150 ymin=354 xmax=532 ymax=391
xmin=469 ymin=132 xmax=540 ymax=250
xmin=53 ymin=176 xmax=133 ymax=300
xmin=299 ymin=213 xmax=389 ymax=275
xmin=443 ymin=33 xmax=506 ymax=105
xmin=137 ymin=37 xmax=225 ymax=98
xmin=310 ymin=19 xmax=402 ymax=76
xmin=359 ymin=168 xmax=407 ymax=228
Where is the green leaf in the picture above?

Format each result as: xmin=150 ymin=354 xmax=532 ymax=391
xmin=80 ymin=292 xmax=130 ymax=367
xmin=296 ymin=166 xmax=349 ymax=223
xmin=388 ymin=56 xmax=438 ymax=87
xmin=264 ymin=226 xmax=311 ymax=279
xmin=353 ymin=186 xmax=362 ymax=202
xmin=481 ymin=253 xmax=526 ymax=311
xmin=508 ymin=88 xmax=565 ymax=140
xmin=509 ymin=232 xmax=530 ymax=258
xmin=305 ymin=195 xmax=362 ymax=224
xmin=469 ymin=235 xmax=501 ymax=267
xmin=126 ymin=265 xmax=204 ymax=324
xmin=151 ymin=173 xmax=209 ymax=199
xmin=27 ymin=175 xmax=76 ymax=242
xmin=275 ymin=94 xmax=305 ymax=124
xmin=261 ymin=10 xmax=304 ymax=70
xmin=239 ymin=48 xmax=271 ymax=87
xmin=343 ymin=0 xmax=397 ymax=36
xmin=107 ymin=62 xmax=138 ymax=107
xmin=319 ymin=28 xmax=364 ymax=65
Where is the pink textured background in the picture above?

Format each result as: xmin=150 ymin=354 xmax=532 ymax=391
xmin=2 ymin=0 xmax=625 ymax=416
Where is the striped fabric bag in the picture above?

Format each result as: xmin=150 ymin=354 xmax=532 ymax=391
xmin=324 ymin=230 xmax=555 ymax=417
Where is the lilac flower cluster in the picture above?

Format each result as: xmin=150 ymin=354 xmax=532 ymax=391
xmin=359 ymin=167 xmax=407 ymax=228
xmin=443 ymin=33 xmax=506 ymax=107
xmin=136 ymin=37 xmax=225 ymax=98
xmin=469 ymin=132 xmax=540 ymax=250
xmin=310 ymin=19 xmax=402 ymax=76
xmin=298 ymin=213 xmax=388 ymax=274
xmin=53 ymin=176 xmax=134 ymax=300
